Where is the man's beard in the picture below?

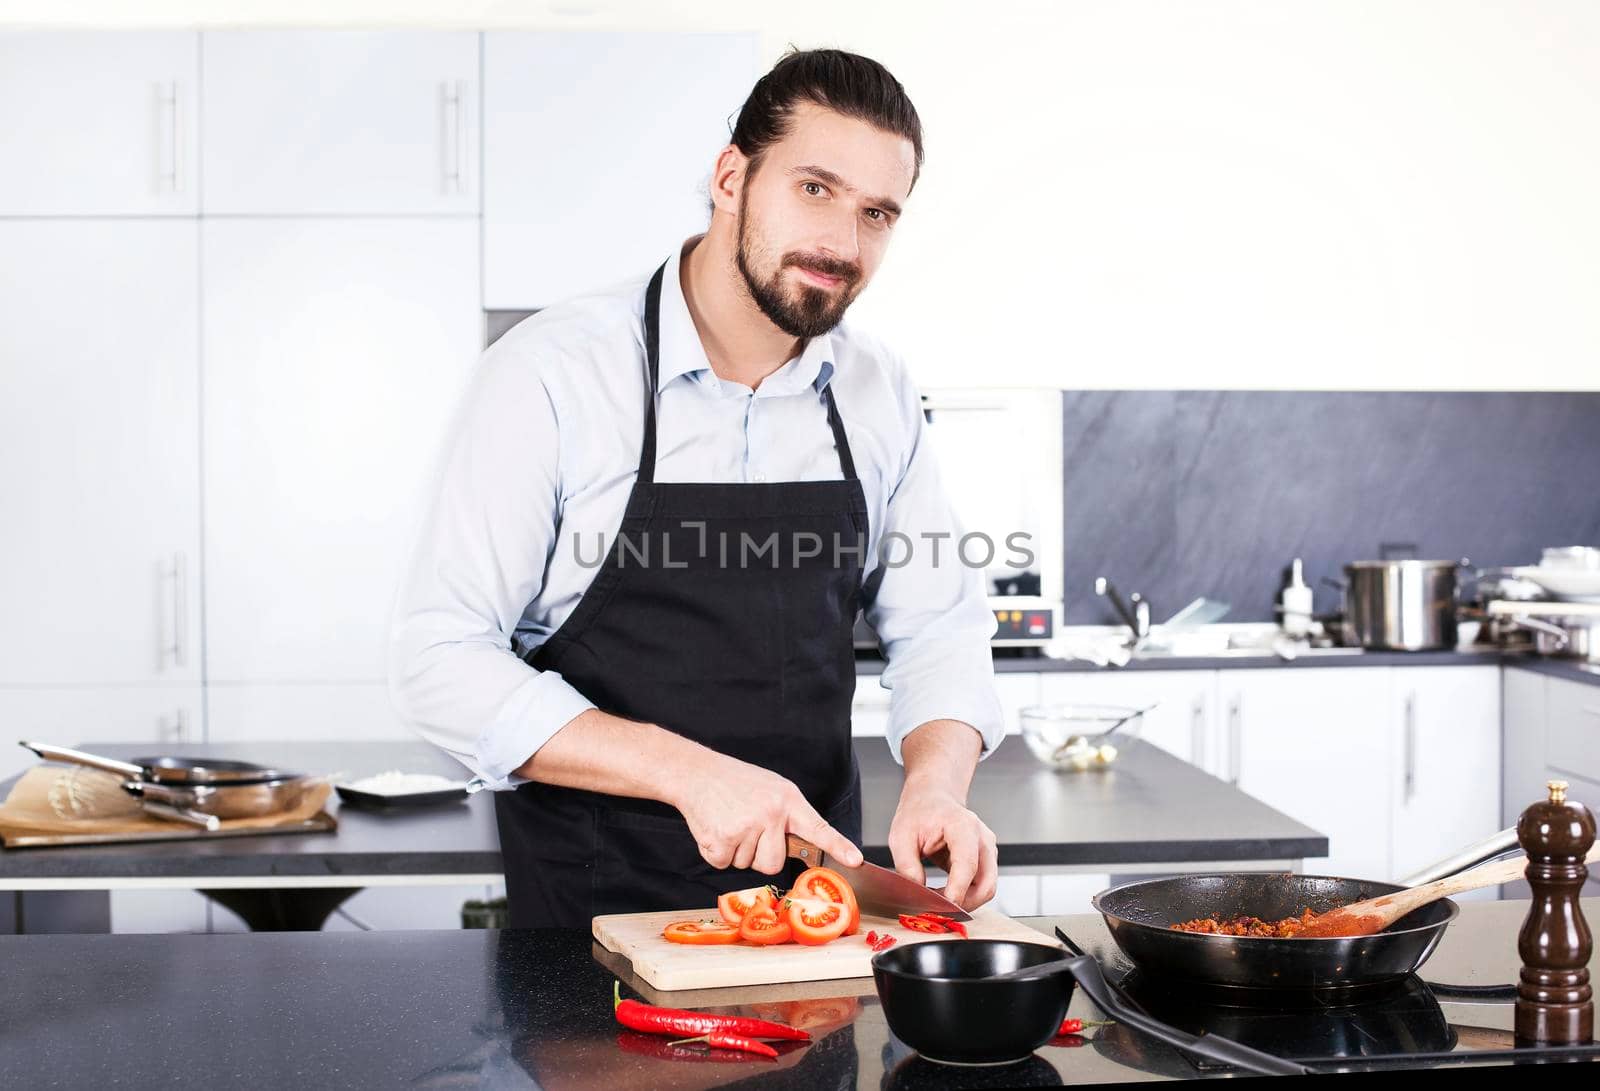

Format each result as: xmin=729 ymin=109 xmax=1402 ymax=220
xmin=735 ymin=193 xmax=863 ymax=339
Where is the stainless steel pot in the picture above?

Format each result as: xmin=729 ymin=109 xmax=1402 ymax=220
xmin=1342 ymin=559 xmax=1463 ymax=651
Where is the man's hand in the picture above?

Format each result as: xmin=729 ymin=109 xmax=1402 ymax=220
xmin=889 ymin=719 xmax=998 ymax=910
xmin=669 ymin=752 xmax=863 ymax=876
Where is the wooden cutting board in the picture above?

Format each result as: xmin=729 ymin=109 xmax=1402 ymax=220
xmin=592 ymin=906 xmax=1059 ymax=992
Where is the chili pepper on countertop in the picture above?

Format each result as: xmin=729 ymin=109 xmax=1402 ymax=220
xmin=613 ymin=982 xmax=810 ymax=1041
xmin=670 ymin=1032 xmax=779 ymax=1059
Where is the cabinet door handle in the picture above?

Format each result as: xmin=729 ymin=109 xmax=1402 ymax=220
xmin=157 ymin=80 xmax=181 ymax=193
xmin=1403 ymin=692 xmax=1417 ymax=804
xmin=1190 ymin=697 xmax=1206 ymax=769
xmin=1227 ymin=695 xmax=1242 ymax=785
xmin=160 ymin=707 xmax=190 ymax=744
xmin=162 ymin=552 xmax=188 ymax=670
xmin=441 ymin=80 xmax=466 ymax=194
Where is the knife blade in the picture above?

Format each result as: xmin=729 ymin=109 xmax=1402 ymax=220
xmin=786 ymin=834 xmax=973 ymax=921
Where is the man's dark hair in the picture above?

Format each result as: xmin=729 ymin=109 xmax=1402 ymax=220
xmin=730 ymin=48 xmax=924 ymax=189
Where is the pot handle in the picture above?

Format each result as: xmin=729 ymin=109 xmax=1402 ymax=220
xmin=1054 ymin=946 xmax=1310 ymax=1076
xmin=20 ymin=740 xmax=145 ymax=780
xmin=1502 ymin=615 xmax=1571 ymax=649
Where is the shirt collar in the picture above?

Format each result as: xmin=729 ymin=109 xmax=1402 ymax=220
xmin=656 ymin=239 xmax=836 ymax=396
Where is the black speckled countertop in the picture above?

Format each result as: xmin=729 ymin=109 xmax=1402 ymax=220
xmin=857 ymin=647 xmax=1509 ymax=675
xmin=1504 ymin=658 xmax=1600 ymax=688
xmin=4 ymin=899 xmax=1593 ymax=1087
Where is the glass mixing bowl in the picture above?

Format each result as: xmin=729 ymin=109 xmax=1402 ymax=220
xmin=1019 ymin=704 xmax=1146 ymax=770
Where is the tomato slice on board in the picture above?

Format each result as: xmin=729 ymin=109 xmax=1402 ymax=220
xmin=662 ymin=920 xmax=741 ymax=945
xmin=738 ymin=905 xmax=793 ymax=945
xmin=898 ymin=914 xmax=948 ymax=934
xmin=716 ymin=885 xmax=778 ymax=927
xmin=791 ymin=867 xmax=860 ymax=936
xmin=785 ymin=896 xmax=849 ymax=945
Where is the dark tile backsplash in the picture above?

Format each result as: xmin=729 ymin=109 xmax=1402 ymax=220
xmin=1063 ymin=391 xmax=1600 ymax=625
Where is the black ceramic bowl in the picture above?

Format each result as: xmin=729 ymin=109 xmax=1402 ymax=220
xmin=871 ymin=939 xmax=1073 ymax=1066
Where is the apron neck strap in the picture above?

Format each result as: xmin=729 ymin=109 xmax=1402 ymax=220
xmin=638 ymin=262 xmax=666 ymax=485
xmin=638 ymin=259 xmax=859 ymax=484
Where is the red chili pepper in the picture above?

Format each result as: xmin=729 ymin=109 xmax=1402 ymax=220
xmin=916 ymin=912 xmax=969 ymax=938
xmin=613 ymin=982 xmax=810 ymax=1041
xmin=615 ymin=1032 xmax=759 ymax=1063
xmin=865 ymin=930 xmax=878 ymax=945
xmin=1049 ymin=1032 xmax=1088 ymax=1049
xmin=871 ymin=934 xmax=897 ymax=951
xmin=669 ymin=1032 xmax=779 ymax=1059
xmin=1057 ymin=1016 xmax=1115 ymax=1035
xmin=898 ymin=913 xmax=948 ymax=933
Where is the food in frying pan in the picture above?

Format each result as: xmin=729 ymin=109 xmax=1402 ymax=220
xmin=1169 ymin=908 xmax=1323 ymax=937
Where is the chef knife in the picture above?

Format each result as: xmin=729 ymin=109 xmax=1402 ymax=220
xmin=786 ymin=835 xmax=973 ymax=921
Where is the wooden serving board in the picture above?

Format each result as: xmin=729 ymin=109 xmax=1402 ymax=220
xmin=592 ymin=906 xmax=1059 ymax=992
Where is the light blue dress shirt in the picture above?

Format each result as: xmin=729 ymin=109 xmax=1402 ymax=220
xmin=389 ymin=240 xmax=1002 ymax=790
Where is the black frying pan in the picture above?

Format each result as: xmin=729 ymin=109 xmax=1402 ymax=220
xmin=1092 ymin=873 xmax=1458 ymax=993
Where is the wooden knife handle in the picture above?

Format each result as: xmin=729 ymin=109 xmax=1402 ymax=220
xmin=786 ymin=834 xmax=824 ymax=864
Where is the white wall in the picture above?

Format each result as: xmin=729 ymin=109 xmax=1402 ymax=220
xmin=8 ymin=0 xmax=1599 ymax=391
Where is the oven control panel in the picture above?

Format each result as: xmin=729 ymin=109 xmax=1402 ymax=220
xmin=993 ymin=608 xmax=1053 ymax=641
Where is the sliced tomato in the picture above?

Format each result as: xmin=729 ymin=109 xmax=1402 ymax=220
xmin=785 ymin=895 xmax=849 ymax=946
xmin=738 ymin=905 xmax=793 ymax=946
xmin=716 ymin=885 xmax=778 ymax=927
xmin=898 ymin=913 xmax=948 ymax=934
xmin=792 ymin=866 xmax=861 ymax=936
xmin=662 ymin=919 xmax=741 ymax=945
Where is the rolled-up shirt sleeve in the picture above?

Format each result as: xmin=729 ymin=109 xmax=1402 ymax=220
xmin=863 ymin=363 xmax=1003 ymax=764
xmin=387 ymin=346 xmax=595 ymax=791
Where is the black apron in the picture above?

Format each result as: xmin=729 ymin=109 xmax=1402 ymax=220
xmin=494 ymin=263 xmax=869 ymax=929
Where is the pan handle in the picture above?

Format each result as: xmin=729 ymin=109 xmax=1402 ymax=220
xmin=20 ymin=740 xmax=146 ymax=780
xmin=139 ymin=799 xmax=221 ymax=832
xmin=1396 ymin=826 xmax=1521 ymax=887
xmin=1055 ymin=945 xmax=1310 ymax=1077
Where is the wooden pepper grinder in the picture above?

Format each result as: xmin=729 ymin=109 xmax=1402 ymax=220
xmin=1516 ymin=779 xmax=1596 ymax=1044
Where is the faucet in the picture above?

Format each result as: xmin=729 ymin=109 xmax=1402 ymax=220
xmin=1094 ymin=577 xmax=1150 ymax=648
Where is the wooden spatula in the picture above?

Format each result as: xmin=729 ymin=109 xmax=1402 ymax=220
xmin=1298 ymin=841 xmax=1600 ymax=938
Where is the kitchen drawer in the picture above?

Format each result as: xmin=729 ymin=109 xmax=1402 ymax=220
xmin=1546 ymin=677 xmax=1600 ymax=784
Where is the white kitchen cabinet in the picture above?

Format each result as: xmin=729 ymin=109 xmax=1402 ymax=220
xmin=1038 ymin=669 xmax=1216 ymax=771
xmin=1545 ymin=675 xmax=1600 ymax=787
xmin=1216 ymin=668 xmax=1394 ymax=880
xmin=201 ymin=31 xmax=480 ymax=215
xmin=0 ymin=685 xmax=202 ymax=784
xmin=202 ymin=218 xmax=480 ymax=684
xmin=1389 ymin=666 xmax=1501 ymax=897
xmin=0 ymin=32 xmax=199 ymax=215
xmin=1499 ymin=668 xmax=1600 ymax=898
xmin=111 ymin=891 xmax=212 ymax=935
xmin=483 ymin=31 xmax=759 ymax=308
xmin=206 ymin=683 xmax=408 ymax=745
xmin=0 ymin=220 xmax=202 ymax=689
xmin=1502 ymin=666 xmax=1550 ymax=829
xmin=852 ymin=670 xmax=1039 ymax=740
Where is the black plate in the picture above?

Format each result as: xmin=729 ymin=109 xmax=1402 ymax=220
xmin=334 ymin=784 xmax=470 ymax=810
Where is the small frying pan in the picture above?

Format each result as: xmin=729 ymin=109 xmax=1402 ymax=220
xmin=1092 ymin=873 xmax=1457 ymax=994
xmin=20 ymin=740 xmax=315 ymax=830
xmin=22 ymin=741 xmax=300 ymax=785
